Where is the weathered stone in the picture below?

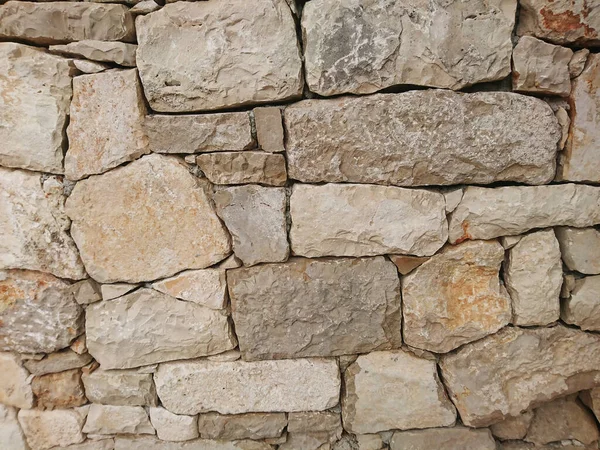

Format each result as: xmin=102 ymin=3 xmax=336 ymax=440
xmin=284 ymin=92 xmax=558 ymax=186
xmin=342 ymin=350 xmax=456 ymax=434
xmin=562 ymin=275 xmax=600 ymax=331
xmin=288 ymin=411 xmax=341 ymax=437
xmin=388 ymin=255 xmax=428 ymax=275
xmin=205 ymin=350 xmax=241 ymax=363
xmin=136 ymin=0 xmax=302 ymax=112
xmin=86 ymin=288 xmax=235 ymax=369
xmin=0 ymin=353 xmax=33 ymax=409
xmin=70 ymin=335 xmax=87 ymax=355
xmin=569 ymin=49 xmax=590 ymax=77
xmin=556 ymin=107 xmax=570 ymax=150
xmin=517 ymin=0 xmax=600 ymax=46
xmin=196 ymin=152 xmax=287 ymax=186
xmin=83 ymin=404 xmax=154 ymax=435
xmin=24 ymin=350 xmax=92 ymax=376
xmin=439 ymin=325 xmax=600 ymax=427
xmin=149 ymin=408 xmax=198 ymax=442
xmin=402 ymin=240 xmax=511 ymax=353
xmin=131 ymin=0 xmax=161 ymax=15
xmin=290 ymin=184 xmax=447 ymax=257
xmin=512 ymin=36 xmax=572 ymax=96
xmin=60 ymin=439 xmax=115 ymax=450
xmin=0 ymin=270 xmax=83 ymax=354
xmin=229 ymin=257 xmax=401 ymax=360
xmin=302 ymin=0 xmax=515 ymax=95
xmin=448 ymin=184 xmax=600 ymax=243
xmin=390 ymin=427 xmax=496 ymax=450
xmin=145 ymin=113 xmax=254 ymax=154
xmin=81 ymin=369 xmax=157 ymax=406
xmin=214 ymin=186 xmax=289 ymax=266
xmin=254 ymin=107 xmax=284 ymax=153
xmin=491 ymin=412 xmax=534 ymax=441
xmin=279 ymin=432 xmax=333 ymax=450
xmin=100 ymin=283 xmax=139 ymax=301
xmin=0 ymin=1 xmax=135 ymax=44
xmin=443 ymin=188 xmax=464 ymax=214
xmin=580 ymin=388 xmax=600 ymax=421
xmin=155 ymin=358 xmax=340 ymax=415
xmin=0 ymin=43 xmax=72 ymax=173
xmin=32 ymin=369 xmax=87 ymax=409
xmin=499 ymin=442 xmax=598 ymax=450
xmin=0 ymin=170 xmax=86 ymax=280
xmin=71 ymin=280 xmax=102 ymax=305
xmin=505 ymin=230 xmax=563 ymax=326
xmin=355 ymin=434 xmax=384 ymax=450
xmin=50 ymin=41 xmax=137 ymax=66
xmin=197 ymin=412 xmax=286 ymax=440
xmin=66 ymin=155 xmax=231 ymax=283
xmin=71 ymin=59 xmax=110 ymax=74
xmin=114 ymin=436 xmax=272 ymax=450
xmin=561 ymin=274 xmax=577 ymax=299
xmin=216 ymin=255 xmax=243 ymax=270
xmin=556 ymin=227 xmax=600 ymax=274
xmin=0 ymin=405 xmax=27 ymax=450
xmin=18 ymin=408 xmax=87 ymax=450
xmin=152 ymin=269 xmax=227 ymax=309
xmin=501 ymin=235 xmax=523 ymax=250
xmin=65 ymin=69 xmax=148 ymax=180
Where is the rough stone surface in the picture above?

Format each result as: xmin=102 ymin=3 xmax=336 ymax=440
xmin=342 ymin=350 xmax=456 ymax=434
xmin=287 ymin=411 xmax=341 ymax=436
xmin=254 ymin=107 xmax=284 ymax=152
xmin=114 ymin=436 xmax=272 ymax=450
xmin=155 ymin=358 xmax=340 ymax=415
xmin=491 ymin=412 xmax=534 ymax=441
xmin=197 ymin=412 xmax=286 ymax=440
xmin=580 ymin=388 xmax=600 ymax=422
xmin=100 ymin=284 xmax=138 ymax=301
xmin=499 ymin=442 xmax=598 ymax=450
xmin=448 ymin=184 xmax=600 ymax=243
xmin=196 ymin=152 xmax=287 ymax=186
xmin=284 ymin=92 xmax=559 ymax=186
xmin=18 ymin=408 xmax=87 ymax=450
xmin=290 ymin=183 xmax=447 ymax=257
xmin=504 ymin=230 xmax=563 ymax=326
xmin=0 ymin=352 xmax=34 ymax=409
xmin=131 ymin=1 xmax=161 ymax=15
xmin=83 ymin=404 xmax=155 ymax=435
xmin=512 ymin=36 xmax=572 ymax=96
xmin=149 ymin=408 xmax=198 ymax=442
xmin=136 ymin=0 xmax=302 ymax=112
xmin=65 ymin=154 xmax=231 ymax=283
xmin=555 ymin=227 xmax=600 ymax=274
xmin=402 ymin=240 xmax=511 ymax=353
xmin=0 ymin=405 xmax=28 ymax=450
xmin=0 ymin=270 xmax=83 ymax=354
xmin=32 ymin=369 xmax=87 ymax=410
xmin=388 ymin=255 xmax=428 ymax=275
xmin=390 ymin=428 xmax=496 ymax=450
xmin=439 ymin=325 xmax=600 ymax=427
xmin=71 ymin=280 xmax=102 ymax=306
xmin=556 ymin=107 xmax=570 ymax=150
xmin=152 ymin=269 xmax=227 ymax=310
xmin=228 ymin=257 xmax=401 ymax=360
xmin=569 ymin=49 xmax=590 ymax=77
xmin=50 ymin=41 xmax=137 ymax=66
xmin=71 ymin=59 xmax=109 ymax=74
xmin=59 ymin=439 xmax=115 ymax=450
xmin=0 ymin=1 xmax=135 ymax=45
xmin=302 ymin=0 xmax=516 ymax=95
xmin=562 ymin=275 xmax=600 ymax=331
xmin=82 ymin=369 xmax=157 ymax=406
xmin=86 ymin=288 xmax=235 ymax=369
xmin=214 ymin=186 xmax=289 ymax=266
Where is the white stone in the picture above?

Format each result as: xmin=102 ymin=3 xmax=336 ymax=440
xmin=562 ymin=275 xmax=600 ymax=331
xmin=18 ymin=408 xmax=87 ymax=450
xmin=83 ymin=404 xmax=155 ymax=435
xmin=100 ymin=283 xmax=139 ymax=301
xmin=0 ymin=405 xmax=27 ymax=450
xmin=72 ymin=279 xmax=102 ymax=305
xmin=555 ymin=227 xmax=600 ymax=275
xmin=71 ymin=59 xmax=109 ymax=74
xmin=149 ymin=408 xmax=198 ymax=442
xmin=0 ymin=353 xmax=33 ymax=409
xmin=152 ymin=269 xmax=227 ymax=309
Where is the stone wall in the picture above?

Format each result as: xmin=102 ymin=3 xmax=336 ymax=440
xmin=0 ymin=0 xmax=599 ymax=449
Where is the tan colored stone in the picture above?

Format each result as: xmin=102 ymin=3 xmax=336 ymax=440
xmin=131 ymin=0 xmax=161 ymax=15
xmin=355 ymin=434 xmax=384 ymax=450
xmin=155 ymin=358 xmax=340 ymax=415
xmin=196 ymin=152 xmax=287 ymax=186
xmin=562 ymin=275 xmax=600 ymax=331
xmin=491 ymin=411 xmax=534 ymax=441
xmin=501 ymin=235 xmax=523 ymax=249
xmin=59 ymin=439 xmax=115 ymax=450
xmin=24 ymin=350 xmax=92 ymax=376
xmin=0 ymin=353 xmax=34 ymax=409
xmin=66 ymin=154 xmax=231 ymax=283
xmin=499 ymin=442 xmax=598 ymax=450
xmin=82 ymin=369 xmax=157 ymax=406
xmin=279 ymin=432 xmax=333 ymax=450
xmin=136 ymin=0 xmax=302 ymax=112
xmin=32 ymin=369 xmax=87 ymax=410
xmin=197 ymin=412 xmax=286 ymax=440
xmin=402 ymin=240 xmax=511 ymax=353
xmin=556 ymin=227 xmax=600 ymax=274
xmin=70 ymin=335 xmax=87 ymax=355
xmin=342 ymin=350 xmax=456 ymax=434
xmin=83 ymin=404 xmax=154 ymax=435
xmin=205 ymin=350 xmax=241 ymax=363
xmin=569 ymin=49 xmax=590 ymax=77
xmin=254 ymin=107 xmax=284 ymax=152
xmin=561 ymin=274 xmax=577 ymax=299
xmin=580 ymin=388 xmax=600 ymax=421
xmin=439 ymin=325 xmax=600 ymax=427
xmin=443 ymin=188 xmax=464 ymax=213
xmin=18 ymin=408 xmax=87 ymax=450
xmin=149 ymin=408 xmax=198 ymax=442
xmin=152 ymin=269 xmax=227 ymax=309
xmin=114 ymin=436 xmax=272 ymax=450
xmin=0 ymin=405 xmax=28 ymax=450
xmin=71 ymin=279 xmax=102 ymax=305
xmin=71 ymin=59 xmax=110 ymax=74
xmin=388 ymin=255 xmax=428 ymax=275
xmin=390 ymin=427 xmax=496 ymax=450
xmin=556 ymin=107 xmax=570 ymax=150
xmin=50 ymin=41 xmax=137 ymax=66
xmin=100 ymin=283 xmax=139 ymax=301
xmin=215 ymin=255 xmax=243 ymax=270
xmin=288 ymin=411 xmax=341 ymax=436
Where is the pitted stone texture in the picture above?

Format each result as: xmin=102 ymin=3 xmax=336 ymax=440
xmin=302 ymin=0 xmax=515 ymax=95
xmin=290 ymin=184 xmax=447 ymax=257
xmin=0 ymin=353 xmax=34 ymax=409
xmin=136 ymin=0 xmax=302 ymax=112
xmin=448 ymin=184 xmax=600 ymax=243
xmin=504 ymin=230 xmax=563 ymax=326
xmin=32 ymin=369 xmax=87 ymax=409
xmin=149 ymin=408 xmax=198 ymax=442
xmin=196 ymin=152 xmax=287 ymax=186
xmin=145 ymin=113 xmax=253 ymax=154
xmin=284 ymin=92 xmax=559 ymax=186
xmin=439 ymin=325 xmax=600 ymax=427
xmin=0 ymin=270 xmax=83 ymax=354
xmin=155 ymin=358 xmax=340 ymax=415
xmin=83 ymin=405 xmax=155 ymax=435
xmin=555 ymin=227 xmax=600 ymax=274
xmin=342 ymin=350 xmax=456 ymax=434
xmin=562 ymin=275 xmax=600 ymax=331
xmin=152 ymin=269 xmax=227 ymax=310
xmin=228 ymin=257 xmax=401 ymax=360
xmin=491 ymin=412 xmax=534 ymax=441
xmin=197 ymin=412 xmax=287 ymax=440
xmin=390 ymin=427 xmax=496 ymax=450
xmin=0 ymin=43 xmax=72 ymax=174
xmin=517 ymin=0 xmax=600 ymax=46
xmin=0 ymin=1 xmax=135 ymax=45
xmin=50 ymin=41 xmax=137 ymax=66
xmin=0 ymin=169 xmax=86 ymax=280
xmin=65 ymin=154 xmax=231 ymax=283
xmin=512 ymin=36 xmax=572 ymax=96
xmin=0 ymin=405 xmax=27 ymax=450
xmin=402 ymin=240 xmax=511 ymax=353
xmin=86 ymin=288 xmax=235 ymax=369
xmin=114 ymin=436 xmax=272 ymax=450
xmin=214 ymin=186 xmax=289 ymax=266
xmin=82 ymin=369 xmax=158 ymax=406
xmin=18 ymin=408 xmax=87 ymax=450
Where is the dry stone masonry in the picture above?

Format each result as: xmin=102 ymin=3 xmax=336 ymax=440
xmin=1 ymin=0 xmax=600 ymax=449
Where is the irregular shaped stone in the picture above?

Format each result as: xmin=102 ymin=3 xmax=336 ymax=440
xmin=302 ymin=0 xmax=515 ymax=95
xmin=70 ymin=335 xmax=87 ymax=356
xmin=279 ymin=432 xmax=334 ymax=450
xmin=71 ymin=280 xmax=102 ymax=306
xmin=196 ymin=152 xmax=287 ymax=186
xmin=215 ymin=254 xmax=242 ymax=270
xmin=114 ymin=436 xmax=272 ymax=450
xmin=555 ymin=227 xmax=600 ymax=274
xmin=569 ymin=49 xmax=590 ymax=77
xmin=439 ymin=325 xmax=600 ymax=427
xmin=81 ymin=369 xmax=157 ymax=406
xmin=197 ymin=412 xmax=286 ymax=440
xmin=60 ymin=439 xmax=115 ymax=450
xmin=18 ymin=408 xmax=87 ymax=450
xmin=149 ymin=408 xmax=198 ymax=442
xmin=0 ymin=405 xmax=28 ymax=450
xmin=388 ymin=255 xmax=428 ymax=275
xmin=71 ymin=59 xmax=109 ymax=74
xmin=83 ymin=404 xmax=154 ymax=435
xmin=556 ymin=107 xmax=570 ymax=150
xmin=501 ymin=236 xmax=523 ymax=250
xmin=342 ymin=350 xmax=456 ymax=434
xmin=32 ymin=369 xmax=87 ymax=409
xmin=580 ymin=388 xmax=600 ymax=421
xmin=443 ymin=188 xmax=464 ymax=213
xmin=499 ymin=442 xmax=598 ymax=450
xmin=254 ymin=107 xmax=284 ymax=152
xmin=65 ymin=154 xmax=231 ymax=283
xmin=517 ymin=0 xmax=600 ymax=46
xmin=206 ymin=350 xmax=241 ymax=362
xmin=505 ymin=230 xmax=563 ymax=326
xmin=288 ymin=411 xmax=341 ymax=437
xmin=355 ymin=434 xmax=384 ymax=450
xmin=100 ymin=283 xmax=139 ymax=301
xmin=229 ymin=257 xmax=401 ymax=360
xmin=0 ymin=353 xmax=34 ymax=409
xmin=131 ymin=0 xmax=161 ymax=15
xmin=136 ymin=0 xmax=302 ymax=112
xmin=24 ymin=350 xmax=91 ymax=376
xmin=0 ymin=270 xmax=83 ymax=354
xmin=152 ymin=269 xmax=227 ymax=309
xmin=512 ymin=36 xmax=572 ymax=96
xmin=50 ymin=41 xmax=137 ymax=66
xmin=0 ymin=1 xmax=135 ymax=45
xmin=155 ymin=358 xmax=340 ymax=415
xmin=290 ymin=183 xmax=447 ymax=257
xmin=214 ymin=186 xmax=288 ymax=266
xmin=449 ymin=184 xmax=600 ymax=243
xmin=491 ymin=412 xmax=534 ymax=441
xmin=562 ymin=275 xmax=600 ymax=331
xmin=0 ymin=170 xmax=86 ymax=279
xmin=145 ymin=113 xmax=253 ymax=154
xmin=284 ymin=92 xmax=559 ymax=186
xmin=402 ymin=240 xmax=511 ymax=353
xmin=86 ymin=288 xmax=235 ymax=369
xmin=390 ymin=427 xmax=496 ymax=450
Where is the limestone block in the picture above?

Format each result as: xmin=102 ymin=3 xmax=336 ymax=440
xmin=50 ymin=41 xmax=137 ymax=66
xmin=83 ymin=404 xmax=155 ymax=435
xmin=562 ymin=275 xmax=600 ymax=331
xmin=32 ymin=369 xmax=87 ymax=409
xmin=197 ymin=412 xmax=286 ymax=440
xmin=196 ymin=152 xmax=287 ymax=186
xmin=18 ymin=408 xmax=88 ymax=450
xmin=388 ymin=255 xmax=428 ymax=275
xmin=569 ymin=49 xmax=590 ymax=77
xmin=491 ymin=412 xmax=534 ymax=441
xmin=149 ymin=408 xmax=198 ymax=442
xmin=152 ymin=269 xmax=227 ymax=309
xmin=82 ymin=369 xmax=157 ymax=406
xmin=0 ymin=405 xmax=27 ymax=450
xmin=0 ymin=352 xmax=34 ymax=409
xmin=555 ymin=227 xmax=600 ymax=274
xmin=71 ymin=280 xmax=102 ymax=306
xmin=254 ymin=107 xmax=284 ymax=153
xmin=114 ymin=436 xmax=272 ymax=450
xmin=100 ymin=284 xmax=138 ymax=301
xmin=390 ymin=427 xmax=496 ymax=450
